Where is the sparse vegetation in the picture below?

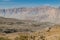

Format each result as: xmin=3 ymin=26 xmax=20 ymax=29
xmin=30 ymin=35 xmax=36 ymax=40
xmin=32 ymin=23 xmax=40 ymax=27
xmin=0 ymin=17 xmax=60 ymax=40
xmin=40 ymin=35 xmax=45 ymax=40
xmin=15 ymin=34 xmax=29 ymax=40
xmin=3 ymin=29 xmax=17 ymax=33
xmin=0 ymin=37 xmax=10 ymax=40
xmin=16 ymin=22 xmax=25 ymax=24
xmin=7 ymin=22 xmax=14 ymax=25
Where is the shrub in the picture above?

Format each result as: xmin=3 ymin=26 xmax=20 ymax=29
xmin=30 ymin=35 xmax=36 ymax=40
xmin=15 ymin=34 xmax=28 ymax=40
xmin=40 ymin=35 xmax=45 ymax=40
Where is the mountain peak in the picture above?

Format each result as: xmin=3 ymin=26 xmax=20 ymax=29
xmin=0 ymin=6 xmax=59 ymax=23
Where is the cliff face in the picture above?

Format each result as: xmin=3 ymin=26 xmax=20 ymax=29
xmin=0 ymin=6 xmax=60 ymax=23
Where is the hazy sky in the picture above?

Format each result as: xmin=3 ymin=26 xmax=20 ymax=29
xmin=0 ymin=0 xmax=60 ymax=8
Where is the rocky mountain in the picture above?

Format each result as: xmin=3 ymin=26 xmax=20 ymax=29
xmin=0 ymin=6 xmax=60 ymax=23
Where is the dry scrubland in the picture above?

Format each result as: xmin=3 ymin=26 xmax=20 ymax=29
xmin=0 ymin=25 xmax=60 ymax=40
xmin=0 ymin=17 xmax=60 ymax=40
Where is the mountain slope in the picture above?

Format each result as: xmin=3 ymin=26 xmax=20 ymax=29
xmin=0 ymin=17 xmax=54 ymax=33
xmin=0 ymin=6 xmax=60 ymax=23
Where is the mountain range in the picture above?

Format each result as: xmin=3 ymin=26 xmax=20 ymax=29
xmin=0 ymin=6 xmax=60 ymax=23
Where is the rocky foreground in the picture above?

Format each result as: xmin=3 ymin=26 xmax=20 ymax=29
xmin=0 ymin=17 xmax=59 ymax=40
xmin=0 ymin=25 xmax=60 ymax=40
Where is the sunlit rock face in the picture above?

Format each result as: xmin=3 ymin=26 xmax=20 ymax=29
xmin=0 ymin=6 xmax=60 ymax=23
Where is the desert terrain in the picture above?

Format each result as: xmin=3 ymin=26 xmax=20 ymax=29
xmin=0 ymin=17 xmax=59 ymax=40
xmin=0 ymin=6 xmax=60 ymax=40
